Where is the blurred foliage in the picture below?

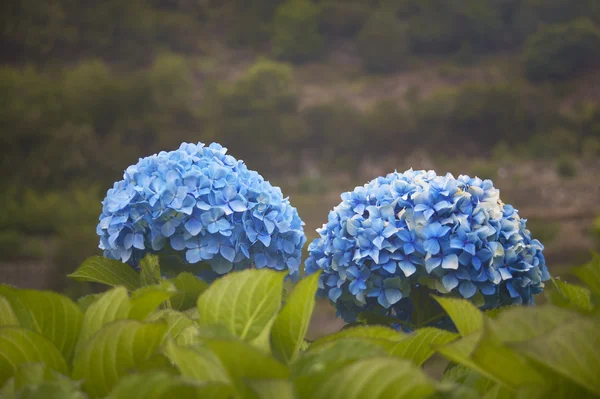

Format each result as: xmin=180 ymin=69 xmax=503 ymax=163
xmin=273 ymin=0 xmax=324 ymax=62
xmin=523 ymin=18 xmax=600 ymax=82
xmin=555 ymin=156 xmax=578 ymax=179
xmin=356 ymin=10 xmax=410 ymax=73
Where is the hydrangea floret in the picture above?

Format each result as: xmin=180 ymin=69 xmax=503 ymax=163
xmin=97 ymin=142 xmax=306 ymax=280
xmin=305 ymin=169 xmax=550 ymax=323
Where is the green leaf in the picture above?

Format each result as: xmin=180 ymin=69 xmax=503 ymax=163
xmin=0 ymin=295 xmax=19 ymax=326
xmin=75 ymin=286 xmax=130 ymax=354
xmin=512 ymin=317 xmax=600 ymax=395
xmin=0 ymin=286 xmax=83 ymax=361
xmin=67 ymin=256 xmax=140 ymax=291
xmin=139 ymin=254 xmax=162 ymax=286
xmin=271 ymin=271 xmax=320 ymax=363
xmin=548 ymin=278 xmax=593 ymax=312
xmin=434 ymin=296 xmax=484 ymax=336
xmin=76 ymin=293 xmax=102 ymax=312
xmin=72 ymin=320 xmax=168 ymax=398
xmin=10 ymin=363 xmax=86 ymax=399
xmin=174 ymin=324 xmax=236 ymax=347
xmin=248 ymin=379 xmax=296 ymax=399
xmin=129 ymin=281 xmax=176 ymax=320
xmin=147 ymin=309 xmax=196 ymax=340
xmin=0 ymin=327 xmax=68 ymax=386
xmin=169 ymin=272 xmax=208 ymax=310
xmin=162 ymin=339 xmax=230 ymax=383
xmin=292 ymin=339 xmax=389 ymax=379
xmin=571 ymin=254 xmax=600 ymax=295
xmin=196 ymin=269 xmax=285 ymax=341
xmin=107 ymin=371 xmax=235 ymax=399
xmin=202 ymin=338 xmax=289 ymax=396
xmin=389 ymin=327 xmax=458 ymax=366
xmin=309 ymin=357 xmax=436 ymax=399
xmin=309 ymin=325 xmax=405 ymax=350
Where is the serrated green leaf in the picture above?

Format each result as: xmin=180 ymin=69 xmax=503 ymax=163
xmin=139 ymin=254 xmax=162 ymax=286
xmin=0 ymin=295 xmax=19 ymax=326
xmin=248 ymin=379 xmax=295 ymax=399
xmin=76 ymin=293 xmax=102 ymax=312
xmin=67 ymin=256 xmax=140 ymax=291
xmin=107 ymin=371 xmax=235 ymax=399
xmin=169 ymin=272 xmax=208 ymax=310
xmin=129 ymin=281 xmax=176 ymax=320
xmin=72 ymin=320 xmax=168 ymax=398
xmin=271 ymin=272 xmax=320 ymax=363
xmin=10 ymin=363 xmax=86 ymax=399
xmin=75 ymin=286 xmax=130 ymax=354
xmin=549 ymin=278 xmax=593 ymax=312
xmin=309 ymin=357 xmax=436 ymax=399
xmin=0 ymin=287 xmax=83 ymax=361
xmin=162 ymin=339 xmax=230 ymax=383
xmin=434 ymin=296 xmax=483 ymax=336
xmin=572 ymin=254 xmax=600 ymax=295
xmin=0 ymin=327 xmax=68 ymax=386
xmin=147 ymin=309 xmax=195 ymax=340
xmin=196 ymin=269 xmax=285 ymax=341
xmin=309 ymin=325 xmax=405 ymax=350
xmin=202 ymin=338 xmax=289 ymax=396
xmin=389 ymin=327 xmax=458 ymax=366
xmin=511 ymin=317 xmax=600 ymax=395
xmin=292 ymin=339 xmax=389 ymax=379
xmin=174 ymin=324 xmax=236 ymax=347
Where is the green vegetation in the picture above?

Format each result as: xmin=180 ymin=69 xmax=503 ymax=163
xmin=0 ymin=254 xmax=599 ymax=398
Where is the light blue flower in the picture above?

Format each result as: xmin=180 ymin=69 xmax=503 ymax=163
xmin=304 ymin=169 xmax=549 ymax=323
xmin=97 ymin=142 xmax=306 ymax=280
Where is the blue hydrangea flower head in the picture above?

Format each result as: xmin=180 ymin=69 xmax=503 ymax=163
xmin=305 ymin=170 xmax=550 ymax=323
xmin=97 ymin=142 xmax=306 ymax=280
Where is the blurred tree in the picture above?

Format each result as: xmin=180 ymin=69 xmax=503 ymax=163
xmin=272 ymin=0 xmax=325 ymax=62
xmin=523 ymin=18 xmax=600 ymax=82
xmin=356 ymin=10 xmax=410 ymax=73
xmin=317 ymin=0 xmax=373 ymax=37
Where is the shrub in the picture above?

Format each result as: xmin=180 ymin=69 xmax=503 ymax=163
xmin=1 ymin=253 xmax=599 ymax=398
xmin=318 ymin=1 xmax=372 ymax=37
xmin=556 ymin=155 xmax=578 ymax=179
xmin=362 ymin=100 xmax=414 ymax=154
xmin=356 ymin=11 xmax=410 ymax=73
xmin=525 ymin=129 xmax=580 ymax=159
xmin=523 ymin=18 xmax=600 ymax=82
xmin=272 ymin=0 xmax=324 ymax=62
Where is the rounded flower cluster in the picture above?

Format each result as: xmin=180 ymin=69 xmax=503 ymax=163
xmin=97 ymin=142 xmax=306 ymax=279
xmin=305 ymin=170 xmax=550 ymax=322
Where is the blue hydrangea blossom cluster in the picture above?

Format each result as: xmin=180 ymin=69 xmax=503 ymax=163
xmin=97 ymin=142 xmax=306 ymax=279
xmin=305 ymin=170 xmax=550 ymax=322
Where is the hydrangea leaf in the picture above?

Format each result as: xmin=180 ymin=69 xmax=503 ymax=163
xmin=196 ymin=269 xmax=285 ymax=342
xmin=67 ymin=256 xmax=140 ymax=291
xmin=139 ymin=254 xmax=162 ymax=286
xmin=548 ymin=278 xmax=593 ymax=313
xmin=72 ymin=320 xmax=168 ymax=398
xmin=75 ymin=287 xmax=130 ymax=354
xmin=147 ymin=309 xmax=196 ymax=340
xmin=511 ymin=317 xmax=600 ymax=395
xmin=168 ymin=272 xmax=209 ymax=310
xmin=248 ymin=379 xmax=296 ymax=399
xmin=0 ymin=327 xmax=68 ymax=386
xmin=162 ymin=339 xmax=230 ymax=384
xmin=271 ymin=271 xmax=320 ymax=363
xmin=434 ymin=296 xmax=484 ymax=336
xmin=309 ymin=325 xmax=405 ymax=350
xmin=76 ymin=293 xmax=103 ymax=313
xmin=9 ymin=363 xmax=86 ymax=399
xmin=0 ymin=295 xmax=19 ymax=327
xmin=571 ymin=253 xmax=600 ymax=295
xmin=308 ymin=357 xmax=436 ymax=399
xmin=389 ymin=327 xmax=459 ymax=365
xmin=202 ymin=338 xmax=289 ymax=397
xmin=0 ymin=286 xmax=83 ymax=361
xmin=129 ymin=281 xmax=177 ymax=320
xmin=106 ymin=372 xmax=235 ymax=399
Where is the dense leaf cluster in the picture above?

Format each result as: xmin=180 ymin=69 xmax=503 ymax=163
xmin=1 ymin=253 xmax=599 ymax=398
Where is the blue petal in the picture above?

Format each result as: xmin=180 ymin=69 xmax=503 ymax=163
xmin=442 ymin=254 xmax=459 ymax=270
xmin=184 ymin=218 xmax=203 ymax=236
xmin=442 ymin=274 xmax=459 ymax=291
xmin=459 ymin=281 xmax=477 ymax=298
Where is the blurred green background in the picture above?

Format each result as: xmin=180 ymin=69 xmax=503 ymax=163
xmin=1 ymin=0 xmax=599 ymax=316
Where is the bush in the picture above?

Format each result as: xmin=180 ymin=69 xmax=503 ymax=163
xmin=525 ymin=129 xmax=580 ymax=159
xmin=362 ymin=100 xmax=414 ymax=154
xmin=318 ymin=1 xmax=372 ymax=37
xmin=0 ymin=254 xmax=599 ymax=398
xmin=272 ymin=0 xmax=324 ymax=62
xmin=523 ymin=18 xmax=600 ymax=82
xmin=556 ymin=155 xmax=578 ymax=179
xmin=356 ymin=10 xmax=410 ymax=73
